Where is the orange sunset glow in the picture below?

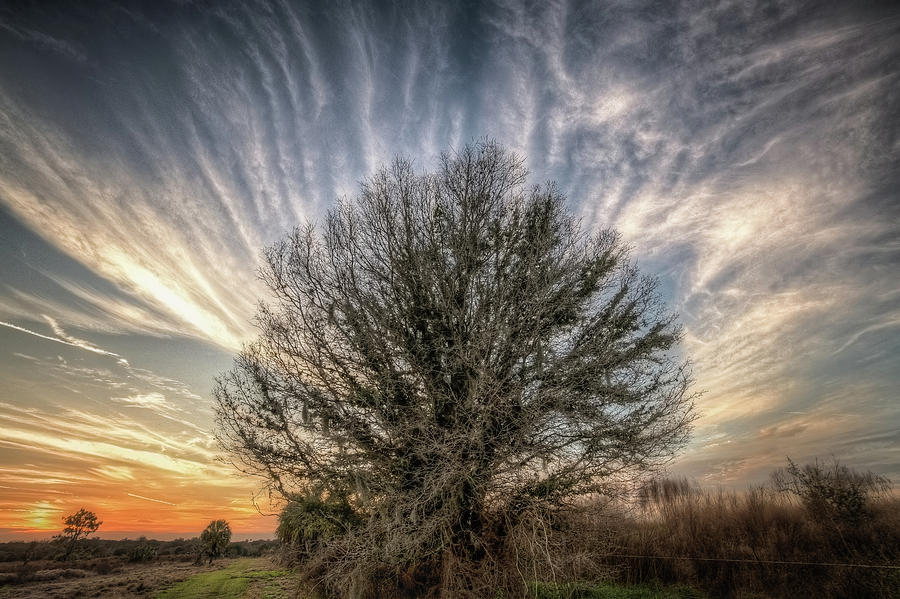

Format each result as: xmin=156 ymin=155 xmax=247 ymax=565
xmin=0 ymin=376 xmax=277 ymax=539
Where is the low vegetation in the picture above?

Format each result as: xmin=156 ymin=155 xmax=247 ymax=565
xmin=2 ymin=459 xmax=893 ymax=598
xmin=0 ymin=557 xmax=292 ymax=599
xmin=600 ymin=459 xmax=899 ymax=598
xmin=531 ymin=581 xmax=706 ymax=599
xmin=268 ymin=457 xmax=897 ymax=598
xmin=0 ymin=516 xmax=281 ymax=597
xmin=0 ymin=538 xmax=277 ymax=565
xmin=155 ymin=558 xmax=297 ymax=599
xmin=276 ymin=494 xmax=361 ymax=560
xmin=198 ymin=520 xmax=233 ymax=564
xmin=128 ymin=539 xmax=159 ymax=563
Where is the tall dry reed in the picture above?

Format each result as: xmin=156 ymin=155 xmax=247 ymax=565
xmin=600 ymin=478 xmax=899 ymax=598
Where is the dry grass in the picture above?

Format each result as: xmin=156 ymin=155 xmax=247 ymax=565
xmin=286 ymin=481 xmax=900 ymax=598
xmin=0 ymin=557 xmax=243 ymax=598
xmin=600 ymin=484 xmax=900 ymax=598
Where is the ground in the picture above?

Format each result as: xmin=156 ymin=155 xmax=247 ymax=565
xmin=532 ymin=581 xmax=706 ymax=599
xmin=0 ymin=557 xmax=300 ymax=599
xmin=1 ymin=556 xmax=707 ymax=598
xmin=155 ymin=559 xmax=298 ymax=599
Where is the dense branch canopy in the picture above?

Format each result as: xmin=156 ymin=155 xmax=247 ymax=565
xmin=215 ymin=141 xmax=694 ymax=556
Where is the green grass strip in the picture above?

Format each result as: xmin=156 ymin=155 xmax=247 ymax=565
xmin=155 ymin=559 xmax=293 ymax=599
xmin=530 ymin=580 xmax=707 ymax=599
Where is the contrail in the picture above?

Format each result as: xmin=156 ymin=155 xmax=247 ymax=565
xmin=0 ymin=319 xmax=128 ymax=364
xmin=127 ymin=492 xmax=176 ymax=506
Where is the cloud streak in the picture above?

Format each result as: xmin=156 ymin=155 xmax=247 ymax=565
xmin=127 ymin=492 xmax=176 ymax=506
xmin=0 ymin=318 xmax=126 ymax=364
xmin=0 ymin=1 xmax=897 ymax=538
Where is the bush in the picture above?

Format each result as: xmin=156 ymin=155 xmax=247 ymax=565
xmin=276 ymin=494 xmax=361 ymax=559
xmin=225 ymin=542 xmax=247 ymax=557
xmin=771 ymin=457 xmax=890 ymax=524
xmin=198 ymin=520 xmax=232 ymax=563
xmin=128 ymin=540 xmax=159 ymax=562
xmin=88 ymin=557 xmax=120 ymax=574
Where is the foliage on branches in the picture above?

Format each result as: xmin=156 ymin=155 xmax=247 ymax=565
xmin=128 ymin=537 xmax=159 ymax=562
xmin=54 ymin=508 xmax=101 ymax=561
xmin=198 ymin=520 xmax=231 ymax=564
xmin=215 ymin=141 xmax=695 ymax=596
xmin=277 ymin=494 xmax=362 ymax=558
xmin=771 ymin=457 xmax=890 ymax=524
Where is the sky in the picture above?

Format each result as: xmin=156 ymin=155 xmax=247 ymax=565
xmin=0 ymin=0 xmax=898 ymax=541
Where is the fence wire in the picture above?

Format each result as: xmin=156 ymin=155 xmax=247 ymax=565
xmin=608 ymin=554 xmax=900 ymax=570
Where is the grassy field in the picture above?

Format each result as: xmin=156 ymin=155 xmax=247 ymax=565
xmin=154 ymin=566 xmax=701 ymax=599
xmin=0 ymin=553 xmax=712 ymax=598
xmin=155 ymin=558 xmax=298 ymax=598
xmin=531 ymin=581 xmax=706 ymax=598
xmin=0 ymin=557 xmax=298 ymax=599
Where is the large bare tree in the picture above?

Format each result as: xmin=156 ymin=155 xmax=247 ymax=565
xmin=215 ymin=141 xmax=694 ymax=596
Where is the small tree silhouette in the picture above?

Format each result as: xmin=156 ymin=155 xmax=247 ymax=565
xmin=198 ymin=520 xmax=231 ymax=564
xmin=55 ymin=508 xmax=101 ymax=560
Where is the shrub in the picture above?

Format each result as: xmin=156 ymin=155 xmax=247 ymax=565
xmin=771 ymin=457 xmax=891 ymax=524
xmin=198 ymin=520 xmax=232 ymax=563
xmin=128 ymin=540 xmax=159 ymax=562
xmin=276 ymin=494 xmax=361 ymax=559
xmin=89 ymin=557 xmax=120 ymax=574
xmin=226 ymin=542 xmax=247 ymax=557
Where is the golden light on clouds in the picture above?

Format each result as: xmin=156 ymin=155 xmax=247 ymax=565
xmin=0 ymin=357 xmax=277 ymax=539
xmin=22 ymin=502 xmax=64 ymax=531
xmin=1 ymin=0 xmax=898 ymax=540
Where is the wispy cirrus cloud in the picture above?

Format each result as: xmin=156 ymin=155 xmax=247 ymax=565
xmin=0 ymin=21 xmax=85 ymax=62
xmin=91 ymin=465 xmax=135 ymax=481
xmin=0 ymin=1 xmax=897 ymax=536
